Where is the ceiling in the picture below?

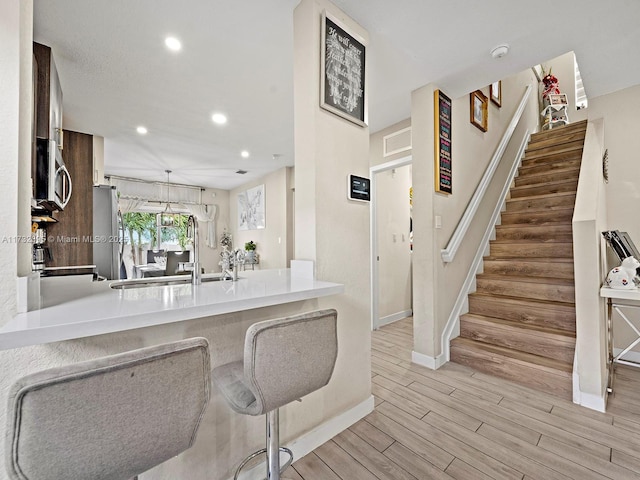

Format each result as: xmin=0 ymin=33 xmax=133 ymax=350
xmin=34 ymin=0 xmax=640 ymax=190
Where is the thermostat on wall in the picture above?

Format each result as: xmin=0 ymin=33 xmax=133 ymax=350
xmin=348 ymin=174 xmax=370 ymax=202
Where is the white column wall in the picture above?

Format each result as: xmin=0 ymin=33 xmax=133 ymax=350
xmin=293 ymin=0 xmax=372 ymax=420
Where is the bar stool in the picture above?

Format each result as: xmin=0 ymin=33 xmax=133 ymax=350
xmin=212 ymin=309 xmax=338 ymax=480
xmin=5 ymin=337 xmax=211 ymax=480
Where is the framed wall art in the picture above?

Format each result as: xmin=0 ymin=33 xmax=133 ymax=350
xmin=434 ymin=89 xmax=452 ymax=194
xmin=490 ymin=80 xmax=502 ymax=107
xmin=238 ymin=184 xmax=265 ymax=231
xmin=320 ymin=11 xmax=367 ymax=127
xmin=470 ymin=90 xmax=488 ymax=132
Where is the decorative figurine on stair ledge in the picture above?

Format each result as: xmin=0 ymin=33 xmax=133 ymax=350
xmin=606 ymin=256 xmax=640 ymax=290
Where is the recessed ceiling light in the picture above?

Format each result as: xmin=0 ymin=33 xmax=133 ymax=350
xmin=241 ymin=150 xmax=250 ymax=158
xmin=165 ymin=37 xmax=182 ymax=52
xmin=136 ymin=126 xmax=148 ymax=135
xmin=211 ymin=113 xmax=228 ymax=125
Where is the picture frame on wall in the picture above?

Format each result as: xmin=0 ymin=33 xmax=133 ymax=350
xmin=470 ymin=90 xmax=488 ymax=132
xmin=238 ymin=184 xmax=265 ymax=231
xmin=320 ymin=11 xmax=368 ymax=127
xmin=490 ymin=80 xmax=502 ymax=107
xmin=434 ymin=89 xmax=452 ymax=195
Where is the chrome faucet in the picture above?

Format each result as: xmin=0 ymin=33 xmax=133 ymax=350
xmin=184 ymin=215 xmax=201 ymax=285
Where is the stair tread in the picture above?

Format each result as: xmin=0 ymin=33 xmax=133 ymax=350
xmin=451 ymin=337 xmax=573 ymax=374
xmin=506 ymin=191 xmax=575 ymax=203
xmin=501 ymin=207 xmax=574 ymax=219
xmin=469 ymin=291 xmax=575 ymax=308
xmin=476 ymin=273 xmax=574 ymax=286
xmin=496 ymin=224 xmax=572 ymax=230
xmin=530 ymin=121 xmax=587 ymax=140
xmin=511 ymin=178 xmax=578 ymax=190
xmin=527 ymin=132 xmax=589 ymax=151
xmin=490 ymin=239 xmax=573 ymax=245
xmin=516 ymin=165 xmax=580 ymax=174
xmin=460 ymin=313 xmax=576 ymax=339
xmin=484 ymin=256 xmax=573 ymax=264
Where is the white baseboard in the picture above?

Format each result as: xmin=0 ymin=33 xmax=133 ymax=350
xmin=577 ymin=391 xmax=607 ymax=412
xmin=374 ymin=309 xmax=412 ymax=329
xmin=411 ymin=350 xmax=446 ymax=370
xmin=233 ymin=395 xmax=375 ymax=480
xmin=573 ymin=363 xmax=607 ymax=412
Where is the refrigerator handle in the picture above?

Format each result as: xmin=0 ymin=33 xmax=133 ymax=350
xmin=117 ymin=210 xmax=125 ymax=259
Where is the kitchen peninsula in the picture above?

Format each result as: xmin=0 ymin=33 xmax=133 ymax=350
xmin=0 ymin=269 xmax=344 ymax=350
xmin=0 ymin=267 xmax=356 ymax=480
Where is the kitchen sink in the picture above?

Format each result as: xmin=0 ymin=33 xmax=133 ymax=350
xmin=110 ymin=275 xmax=228 ymax=290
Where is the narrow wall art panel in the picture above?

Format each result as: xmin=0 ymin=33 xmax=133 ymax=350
xmin=238 ymin=184 xmax=265 ymax=230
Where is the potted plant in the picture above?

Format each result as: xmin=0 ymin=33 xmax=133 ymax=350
xmin=244 ymin=240 xmax=257 ymax=263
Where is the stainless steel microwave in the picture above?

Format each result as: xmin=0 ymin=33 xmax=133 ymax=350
xmin=34 ymin=138 xmax=72 ymax=211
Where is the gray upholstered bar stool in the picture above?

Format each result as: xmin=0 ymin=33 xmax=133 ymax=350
xmin=5 ymin=337 xmax=211 ymax=480
xmin=212 ymin=309 xmax=338 ymax=480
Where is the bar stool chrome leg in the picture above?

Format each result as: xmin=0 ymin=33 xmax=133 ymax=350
xmin=234 ymin=409 xmax=293 ymax=480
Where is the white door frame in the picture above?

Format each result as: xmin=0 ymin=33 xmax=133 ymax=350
xmin=370 ymin=155 xmax=413 ymax=330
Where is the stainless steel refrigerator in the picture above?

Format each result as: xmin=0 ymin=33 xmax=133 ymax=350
xmin=93 ymin=185 xmax=125 ymax=280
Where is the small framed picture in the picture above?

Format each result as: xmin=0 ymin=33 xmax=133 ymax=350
xmin=490 ymin=81 xmax=502 ymax=107
xmin=548 ymin=93 xmax=568 ymax=106
xmin=470 ymin=90 xmax=488 ymax=132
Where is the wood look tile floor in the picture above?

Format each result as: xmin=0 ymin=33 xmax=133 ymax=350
xmin=289 ymin=317 xmax=640 ymax=479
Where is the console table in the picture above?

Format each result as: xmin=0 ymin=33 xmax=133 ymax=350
xmin=600 ymin=287 xmax=640 ymax=392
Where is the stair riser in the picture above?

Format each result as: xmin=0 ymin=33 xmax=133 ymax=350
xmin=518 ymin=158 xmax=581 ymax=176
xmin=523 ymin=141 xmax=585 ymax=161
xmin=476 ymin=277 xmax=575 ymax=303
xmin=530 ymin=122 xmax=587 ymax=143
xmin=506 ymin=195 xmax=575 ymax=213
xmin=483 ymin=260 xmax=574 ymax=279
xmin=468 ymin=295 xmax=576 ymax=332
xmin=527 ymin=131 xmax=589 ymax=151
xmin=515 ymin=169 xmax=580 ymax=187
xmin=523 ymin=153 xmax=583 ymax=168
xmin=510 ymin=181 xmax=578 ymax=198
xmin=450 ymin=344 xmax=572 ymax=399
xmin=489 ymin=243 xmax=573 ymax=258
xmin=494 ymin=233 xmax=573 ymax=243
xmin=495 ymin=227 xmax=572 ymax=242
xmin=459 ymin=320 xmax=575 ymax=364
xmin=500 ymin=210 xmax=573 ymax=225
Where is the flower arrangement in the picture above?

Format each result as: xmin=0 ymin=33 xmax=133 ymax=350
xmin=220 ymin=231 xmax=232 ymax=249
xmin=541 ymin=67 xmax=560 ymax=103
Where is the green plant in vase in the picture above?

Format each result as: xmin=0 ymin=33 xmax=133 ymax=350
xmin=244 ymin=240 xmax=257 ymax=263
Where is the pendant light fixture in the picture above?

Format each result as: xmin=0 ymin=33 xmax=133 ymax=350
xmin=159 ymin=169 xmax=180 ymax=227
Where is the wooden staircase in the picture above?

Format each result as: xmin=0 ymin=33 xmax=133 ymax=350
xmin=450 ymin=120 xmax=588 ymax=400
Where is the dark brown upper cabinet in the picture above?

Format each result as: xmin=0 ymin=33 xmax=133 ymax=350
xmin=33 ymin=42 xmax=63 ymax=146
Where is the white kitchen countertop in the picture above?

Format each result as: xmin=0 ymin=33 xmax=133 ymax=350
xmin=0 ymin=269 xmax=344 ymax=351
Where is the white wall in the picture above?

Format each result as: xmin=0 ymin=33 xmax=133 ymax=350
xmin=293 ymin=0 xmax=372 ymax=437
xmin=411 ymin=67 xmax=540 ymax=361
xmin=370 ymin=118 xmax=411 ymax=167
xmin=375 ymin=165 xmax=413 ymax=320
xmin=229 ymin=167 xmax=291 ymax=269
xmin=586 ymin=83 xmax=640 ymax=353
xmin=0 ymin=0 xmax=33 ymax=324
